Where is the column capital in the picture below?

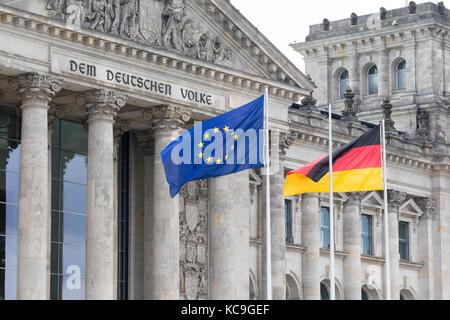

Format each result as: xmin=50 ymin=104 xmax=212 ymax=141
xmin=77 ymin=89 xmax=127 ymax=122
xmin=142 ymin=105 xmax=191 ymax=131
xmin=113 ymin=118 xmax=130 ymax=145
xmin=9 ymin=73 xmax=63 ymax=108
xmin=48 ymin=103 xmax=66 ymax=131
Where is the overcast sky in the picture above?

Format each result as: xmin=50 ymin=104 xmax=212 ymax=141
xmin=230 ymin=0 xmax=448 ymax=72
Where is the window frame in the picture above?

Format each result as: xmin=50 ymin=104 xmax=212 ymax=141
xmin=396 ymin=59 xmax=406 ymax=91
xmin=361 ymin=214 xmax=373 ymax=256
xmin=367 ymin=64 xmax=379 ymax=96
xmin=284 ymin=199 xmax=293 ymax=244
xmin=320 ymin=207 xmax=331 ymax=249
xmin=398 ymin=220 xmax=410 ymax=262
xmin=338 ymin=69 xmax=350 ymax=100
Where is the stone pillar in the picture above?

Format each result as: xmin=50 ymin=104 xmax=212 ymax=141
xmin=9 ymin=73 xmax=62 ymax=300
xmin=209 ymin=170 xmax=250 ymax=300
xmin=350 ymin=45 xmax=360 ymax=99
xmin=417 ymin=198 xmax=435 ymax=300
xmin=268 ymin=130 xmax=286 ymax=300
xmin=302 ymin=193 xmax=320 ymax=300
xmin=143 ymin=106 xmax=191 ymax=300
xmin=343 ymin=193 xmax=362 ymax=300
xmin=79 ymin=89 xmax=126 ymax=300
xmin=378 ymin=46 xmax=390 ymax=98
xmin=386 ymin=190 xmax=405 ymax=300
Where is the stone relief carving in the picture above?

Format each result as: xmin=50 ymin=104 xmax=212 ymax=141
xmin=416 ymin=108 xmax=430 ymax=140
xmin=46 ymin=0 xmax=233 ymax=65
xmin=179 ymin=180 xmax=208 ymax=299
xmin=279 ymin=131 xmax=298 ymax=160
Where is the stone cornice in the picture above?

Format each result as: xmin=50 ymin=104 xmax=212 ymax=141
xmin=287 ymin=113 xmax=434 ymax=173
xmin=0 ymin=4 xmax=309 ymax=101
xmin=293 ymin=21 xmax=450 ymax=59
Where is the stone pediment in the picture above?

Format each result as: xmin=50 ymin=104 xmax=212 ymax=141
xmin=39 ymin=0 xmax=314 ymax=91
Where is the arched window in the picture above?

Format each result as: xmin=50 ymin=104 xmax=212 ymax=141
xmin=368 ymin=64 xmax=378 ymax=95
xmin=396 ymin=59 xmax=406 ymax=91
xmin=320 ymin=283 xmax=329 ymax=300
xmin=339 ymin=69 xmax=349 ymax=99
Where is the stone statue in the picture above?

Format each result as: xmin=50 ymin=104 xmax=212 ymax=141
xmin=120 ymin=0 xmax=139 ymax=38
xmin=380 ymin=7 xmax=387 ymax=20
xmin=90 ymin=0 xmax=106 ymax=31
xmin=416 ymin=108 xmax=430 ymax=139
xmin=323 ymin=18 xmax=330 ymax=31
xmin=351 ymin=13 xmax=358 ymax=25
xmin=409 ymin=1 xmax=417 ymax=15
xmin=162 ymin=0 xmax=185 ymax=51
xmin=46 ymin=0 xmax=233 ymax=65
xmin=342 ymin=87 xmax=358 ymax=122
xmin=438 ymin=2 xmax=446 ymax=15
xmin=382 ymin=98 xmax=396 ymax=133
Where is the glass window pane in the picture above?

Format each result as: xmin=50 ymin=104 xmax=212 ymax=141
xmin=5 ymin=236 xmax=17 ymax=270
xmin=320 ymin=284 xmax=329 ymax=300
xmin=50 ymin=274 xmax=61 ymax=300
xmin=61 ymin=182 xmax=87 ymax=214
xmin=0 ymin=236 xmax=4 ymax=269
xmin=63 ymin=213 xmax=86 ymax=245
xmin=62 ymin=244 xmax=85 ymax=277
xmin=0 ymin=139 xmax=21 ymax=173
xmin=61 ymin=152 xmax=87 ymax=185
xmin=50 ymin=242 xmax=62 ymax=275
xmin=0 ymin=204 xmax=18 ymax=236
xmin=0 ymin=171 xmax=20 ymax=204
xmin=4 ymin=269 xmax=17 ymax=300
xmin=0 ymin=269 xmax=4 ymax=300
xmin=62 ymin=275 xmax=85 ymax=300
xmin=52 ymin=149 xmax=60 ymax=180
xmin=61 ymin=121 xmax=88 ymax=155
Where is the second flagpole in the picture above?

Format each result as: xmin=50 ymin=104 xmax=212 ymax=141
xmin=328 ymin=104 xmax=336 ymax=300
xmin=265 ymin=87 xmax=272 ymax=300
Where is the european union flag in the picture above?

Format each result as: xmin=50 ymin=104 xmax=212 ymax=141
xmin=161 ymin=95 xmax=265 ymax=198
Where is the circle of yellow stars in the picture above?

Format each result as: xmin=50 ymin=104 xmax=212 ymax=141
xmin=197 ymin=125 xmax=239 ymax=165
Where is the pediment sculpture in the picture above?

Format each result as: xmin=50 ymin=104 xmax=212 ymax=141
xmin=46 ymin=0 xmax=233 ymax=64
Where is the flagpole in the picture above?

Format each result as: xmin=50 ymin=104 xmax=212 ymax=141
xmin=328 ymin=104 xmax=335 ymax=300
xmin=265 ymin=87 xmax=272 ymax=300
xmin=381 ymin=119 xmax=391 ymax=300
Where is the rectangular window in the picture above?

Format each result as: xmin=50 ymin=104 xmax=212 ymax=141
xmin=50 ymin=119 xmax=88 ymax=300
xmin=399 ymin=221 xmax=409 ymax=261
xmin=320 ymin=207 xmax=330 ymax=249
xmin=361 ymin=215 xmax=373 ymax=255
xmin=0 ymin=107 xmax=21 ymax=300
xmin=118 ymin=133 xmax=130 ymax=300
xmin=285 ymin=200 xmax=292 ymax=244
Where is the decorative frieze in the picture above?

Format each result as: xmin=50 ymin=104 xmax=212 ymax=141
xmin=46 ymin=0 xmax=232 ymax=65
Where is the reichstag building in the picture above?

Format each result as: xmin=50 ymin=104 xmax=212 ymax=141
xmin=0 ymin=0 xmax=448 ymax=300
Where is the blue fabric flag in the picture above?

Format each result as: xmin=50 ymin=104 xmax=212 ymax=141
xmin=161 ymin=95 xmax=265 ymax=198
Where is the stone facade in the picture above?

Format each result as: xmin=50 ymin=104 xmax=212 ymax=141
xmin=291 ymin=1 xmax=450 ymax=300
xmin=0 ymin=0 xmax=448 ymax=301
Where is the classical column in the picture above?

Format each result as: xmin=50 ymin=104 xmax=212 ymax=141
xmin=417 ymin=198 xmax=435 ymax=300
xmin=9 ymin=73 xmax=62 ymax=300
xmin=378 ymin=44 xmax=390 ymax=98
xmin=386 ymin=190 xmax=405 ymax=300
xmin=209 ymin=170 xmax=250 ymax=299
xmin=143 ymin=106 xmax=191 ymax=300
xmin=302 ymin=193 xmax=321 ymax=300
xmin=267 ymin=130 xmax=286 ymax=300
xmin=349 ymin=44 xmax=361 ymax=100
xmin=343 ymin=193 xmax=362 ymax=300
xmin=79 ymin=89 xmax=126 ymax=300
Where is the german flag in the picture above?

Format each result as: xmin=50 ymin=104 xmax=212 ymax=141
xmin=283 ymin=125 xmax=382 ymax=196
